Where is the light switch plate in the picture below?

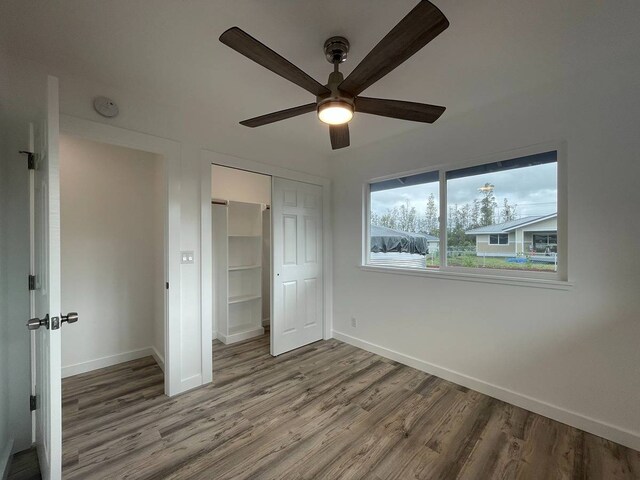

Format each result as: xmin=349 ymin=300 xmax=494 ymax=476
xmin=181 ymin=251 xmax=194 ymax=264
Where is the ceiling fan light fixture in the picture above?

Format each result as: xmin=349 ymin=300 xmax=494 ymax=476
xmin=317 ymin=100 xmax=353 ymax=125
xmin=220 ymin=0 xmax=450 ymax=149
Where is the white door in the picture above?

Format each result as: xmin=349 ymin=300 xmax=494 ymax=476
xmin=30 ymin=75 xmax=62 ymax=480
xmin=271 ymin=177 xmax=323 ymax=356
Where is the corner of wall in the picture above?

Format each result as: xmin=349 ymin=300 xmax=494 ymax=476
xmin=0 ymin=438 xmax=14 ymax=480
xmin=151 ymin=346 xmax=165 ymax=373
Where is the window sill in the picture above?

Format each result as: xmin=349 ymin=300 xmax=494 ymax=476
xmin=359 ymin=264 xmax=573 ymax=290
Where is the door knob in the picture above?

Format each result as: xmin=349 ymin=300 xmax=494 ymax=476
xmin=61 ymin=312 xmax=78 ymax=325
xmin=27 ymin=314 xmax=49 ymax=330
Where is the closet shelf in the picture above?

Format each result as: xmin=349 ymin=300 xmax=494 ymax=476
xmin=228 ymin=294 xmax=261 ymax=305
xmin=228 ymin=264 xmax=261 ymax=271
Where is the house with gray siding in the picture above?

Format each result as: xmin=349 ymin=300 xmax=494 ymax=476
xmin=466 ymin=213 xmax=557 ymax=257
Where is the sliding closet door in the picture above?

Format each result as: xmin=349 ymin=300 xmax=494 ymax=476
xmin=271 ymin=177 xmax=323 ymax=356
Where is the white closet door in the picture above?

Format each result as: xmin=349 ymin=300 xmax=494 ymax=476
xmin=271 ymin=177 xmax=323 ymax=356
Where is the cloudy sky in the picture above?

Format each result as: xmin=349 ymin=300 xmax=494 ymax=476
xmin=371 ymin=163 xmax=557 ymax=220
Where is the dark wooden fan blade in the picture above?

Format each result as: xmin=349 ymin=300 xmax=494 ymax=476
xmin=240 ymin=103 xmax=317 ymax=127
xmin=355 ymin=97 xmax=445 ymax=123
xmin=329 ymin=124 xmax=350 ymax=150
xmin=220 ymin=27 xmax=330 ymax=97
xmin=339 ymin=1 xmax=449 ymax=96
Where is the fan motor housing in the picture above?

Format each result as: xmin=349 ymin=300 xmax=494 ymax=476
xmin=316 ymin=70 xmax=354 ymax=108
xmin=324 ymin=36 xmax=349 ymax=64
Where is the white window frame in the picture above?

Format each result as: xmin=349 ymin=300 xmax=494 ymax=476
xmin=489 ymin=233 xmax=509 ymax=245
xmin=361 ymin=141 xmax=570 ymax=290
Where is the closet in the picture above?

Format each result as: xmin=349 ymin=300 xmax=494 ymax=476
xmin=212 ymin=165 xmax=271 ymax=344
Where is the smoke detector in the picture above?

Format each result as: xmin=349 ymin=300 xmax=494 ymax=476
xmin=93 ymin=96 xmax=119 ymax=118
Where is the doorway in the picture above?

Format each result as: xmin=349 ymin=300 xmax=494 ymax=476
xmin=58 ymin=134 xmax=166 ymax=444
xmin=211 ymin=165 xmax=271 ymax=345
xmin=59 ymin=134 xmax=166 ymax=376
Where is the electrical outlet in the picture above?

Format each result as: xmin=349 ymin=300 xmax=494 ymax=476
xmin=351 ymin=316 xmax=357 ymax=328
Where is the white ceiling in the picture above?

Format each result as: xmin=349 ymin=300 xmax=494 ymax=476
xmin=1 ymin=1 xmax=639 ymax=154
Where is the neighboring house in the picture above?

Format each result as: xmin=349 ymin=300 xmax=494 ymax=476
xmin=465 ymin=213 xmax=557 ymax=257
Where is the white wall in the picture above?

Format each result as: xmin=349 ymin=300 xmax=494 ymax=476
xmin=0 ymin=121 xmax=11 ymax=475
xmin=0 ymin=119 xmax=33 ymax=457
xmin=330 ymin=58 xmax=640 ymax=450
xmin=211 ymin=164 xmax=271 ymax=205
xmin=153 ymin=153 xmax=166 ymax=361
xmin=60 ymin=135 xmax=165 ymax=375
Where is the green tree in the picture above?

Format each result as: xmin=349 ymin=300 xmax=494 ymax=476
xmin=379 ymin=208 xmax=398 ymax=229
xmin=501 ymin=198 xmax=518 ymax=222
xmin=423 ymin=193 xmax=438 ymax=236
xmin=397 ymin=200 xmax=418 ymax=232
xmin=459 ymin=203 xmax=471 ymax=230
xmin=447 ymin=203 xmax=474 ymax=248
xmin=471 ymin=199 xmax=480 ymax=228
xmin=479 ymin=183 xmax=497 ymax=226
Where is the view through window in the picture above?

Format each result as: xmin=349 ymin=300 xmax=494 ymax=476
xmin=446 ymin=151 xmax=557 ymax=272
xmin=368 ymin=151 xmax=558 ymax=275
xmin=369 ymin=171 xmax=440 ymax=269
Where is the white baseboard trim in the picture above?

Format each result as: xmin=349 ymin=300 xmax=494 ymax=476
xmin=62 ymin=346 xmax=164 ymax=378
xmin=333 ymin=330 xmax=640 ymax=452
xmin=262 ymin=317 xmax=270 ymax=327
xmin=0 ymin=439 xmax=13 ymax=480
xmin=218 ymin=327 xmax=264 ymax=345
xmin=151 ymin=346 xmax=165 ymax=372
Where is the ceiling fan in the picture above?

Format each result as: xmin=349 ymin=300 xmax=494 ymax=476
xmin=219 ymin=0 xmax=449 ymax=150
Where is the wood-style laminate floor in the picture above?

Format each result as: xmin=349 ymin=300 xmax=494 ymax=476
xmin=7 ymin=448 xmax=41 ymax=480
xmin=62 ymin=334 xmax=640 ymax=479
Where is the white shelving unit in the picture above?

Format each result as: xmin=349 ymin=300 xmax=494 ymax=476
xmin=212 ymin=200 xmax=265 ymax=344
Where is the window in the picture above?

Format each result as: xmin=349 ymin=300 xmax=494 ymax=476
xmin=365 ymin=149 xmax=562 ymax=280
xmin=368 ymin=170 xmax=439 ymax=270
xmin=489 ymin=234 xmax=509 ymax=245
xmin=533 ymin=234 xmax=557 ymax=253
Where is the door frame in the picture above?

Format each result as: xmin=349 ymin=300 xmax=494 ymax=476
xmin=200 ymin=150 xmax=333 ymax=364
xmin=59 ymin=114 xmax=183 ymax=396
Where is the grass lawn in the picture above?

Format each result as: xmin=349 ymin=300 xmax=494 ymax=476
xmin=427 ymin=254 xmax=556 ymax=272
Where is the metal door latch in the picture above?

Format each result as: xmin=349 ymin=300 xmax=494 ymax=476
xmin=27 ymin=312 xmax=78 ymax=330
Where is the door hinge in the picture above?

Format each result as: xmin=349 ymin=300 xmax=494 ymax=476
xmin=19 ymin=150 xmax=35 ymax=170
xmin=166 ymin=282 xmax=169 ymax=290
xmin=28 ymin=275 xmax=36 ymax=291
xmin=30 ymin=395 xmax=37 ymax=411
